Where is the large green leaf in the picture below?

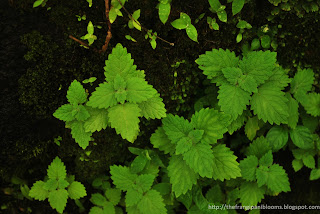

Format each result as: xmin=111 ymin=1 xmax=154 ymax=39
xmin=53 ymin=104 xmax=75 ymax=122
xmin=150 ymin=127 xmax=176 ymax=155
xmin=239 ymin=156 xmax=259 ymax=181
xmin=138 ymin=95 xmax=166 ymax=119
xmin=70 ymin=121 xmax=92 ymax=149
xmin=290 ymin=68 xmax=314 ymax=98
xmin=137 ymin=190 xmax=167 ymax=214
xmin=67 ymin=80 xmax=87 ymax=105
xmin=239 ymin=181 xmax=265 ymax=207
xmin=47 ymin=157 xmax=67 ymax=180
xmin=266 ymin=126 xmax=289 ymax=152
xmin=87 ymin=82 xmax=117 ymax=109
xmin=108 ymin=103 xmax=141 ymax=142
xmin=68 ymin=181 xmax=86 ymax=200
xmin=126 ymin=78 xmax=157 ymax=103
xmin=84 ymin=107 xmax=109 ymax=132
xmin=48 ymin=189 xmax=68 ymax=214
xmin=232 ymin=0 xmax=245 ymax=15
xmin=110 ymin=165 xmax=137 ymax=191
xmin=289 ymin=125 xmax=314 ymax=149
xmin=29 ymin=181 xmax=49 ymax=201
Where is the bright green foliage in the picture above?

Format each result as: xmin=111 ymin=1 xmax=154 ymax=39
xmin=245 ymin=116 xmax=260 ymax=141
xmin=145 ymin=30 xmax=158 ymax=49
xmin=128 ymin=10 xmax=142 ymax=31
xmin=239 ymin=181 xmax=265 ymax=207
xmin=171 ymin=13 xmax=198 ymax=42
xmin=266 ymin=126 xmax=289 ymax=152
xmin=109 ymin=0 xmax=126 ymax=24
xmin=246 ymin=137 xmax=271 ymax=159
xmin=286 ymin=93 xmax=299 ymax=129
xmin=29 ymin=157 xmax=86 ymax=213
xmin=86 ymin=44 xmax=165 ymax=142
xmin=240 ymin=155 xmax=259 ymax=181
xmin=196 ymin=50 xmax=290 ymax=126
xmin=158 ymin=0 xmax=171 ymax=24
xmin=110 ymin=165 xmax=167 ymax=213
xmin=301 ymin=93 xmax=320 ymax=116
xmin=53 ymin=80 xmax=93 ymax=149
xmin=81 ymin=21 xmax=97 ymax=45
xmin=232 ymin=0 xmax=245 ymax=15
xmin=290 ymin=68 xmax=314 ymax=101
xmin=151 ymin=110 xmax=240 ymax=197
xmin=289 ymin=126 xmax=314 ymax=149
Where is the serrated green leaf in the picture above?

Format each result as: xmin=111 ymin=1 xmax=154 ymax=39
xmin=232 ymin=0 xmax=245 ymax=15
xmin=47 ymin=157 xmax=67 ymax=180
xmin=238 ymin=75 xmax=258 ymax=93
xmin=110 ymin=165 xmax=137 ymax=191
xmin=186 ymin=25 xmax=198 ymax=42
xmin=218 ymin=83 xmax=251 ymax=120
xmin=240 ymin=156 xmax=259 ymax=181
xmin=29 ymin=181 xmax=49 ymax=201
xmin=138 ymin=95 xmax=166 ymax=119
xmin=175 ymin=137 xmax=193 ymax=155
xmin=289 ymin=126 xmax=314 ymax=149
xmin=302 ymin=155 xmax=315 ymax=169
xmin=103 ymin=202 xmax=116 ymax=214
xmin=263 ymin=67 xmax=291 ymax=90
xmin=108 ymin=103 xmax=140 ymax=142
xmin=159 ymin=3 xmax=170 ymax=24
xmin=168 ymin=155 xmax=198 ymax=197
xmin=183 ymin=143 xmax=214 ymax=178
xmin=239 ymin=51 xmax=277 ymax=85
xmin=266 ymin=126 xmax=289 ymax=152
xmin=135 ymin=174 xmax=155 ymax=193
xmin=251 ymin=83 xmax=289 ymax=125
xmin=130 ymin=156 xmax=148 ymax=174
xmin=162 ymin=114 xmax=193 ymax=144
xmin=58 ymin=179 xmax=69 ymax=189
xmin=292 ymin=159 xmax=303 ymax=172
xmin=259 ymin=151 xmax=273 ymax=167
xmin=48 ymin=189 xmax=68 ymax=213
xmin=310 ymin=169 xmax=320 ymax=180
xmin=126 ymin=78 xmax=157 ymax=103
xmin=73 ymin=105 xmax=90 ymax=121
xmin=228 ymin=113 xmax=246 ymax=134
xmin=150 ymin=127 xmax=176 ymax=155
xmin=290 ymin=69 xmax=314 ymax=98
xmin=153 ymin=183 xmax=171 ymax=196
xmin=126 ymin=188 xmax=143 ymax=206
xmin=212 ymin=144 xmax=241 ymax=181
xmin=196 ymin=49 xmax=239 ymax=82
xmin=84 ymin=107 xmax=109 ymax=132
xmin=256 ymin=164 xmax=290 ymax=192
xmin=206 ymin=184 xmax=223 ymax=203
xmin=87 ymin=82 xmax=117 ymax=109
xmin=246 ymin=137 xmax=271 ymax=159
xmin=53 ymin=104 xmax=75 ymax=122
xmin=239 ymin=181 xmax=265 ymax=207
xmin=245 ymin=116 xmax=260 ymax=141
xmin=43 ymin=179 xmax=58 ymax=191
xmin=70 ymin=121 xmax=92 ymax=149
xmin=91 ymin=193 xmax=108 ymax=206
xmin=222 ymin=67 xmax=243 ymax=85
xmin=191 ymin=108 xmax=230 ymax=144
xmin=286 ymin=93 xmax=299 ymax=129
xmin=67 ymin=80 xmax=87 ymax=105
xmin=105 ymin=188 xmax=121 ymax=205
xmin=137 ymin=190 xmax=167 ymax=214
xmin=68 ymin=181 xmax=86 ymax=200
xmin=301 ymin=93 xmax=320 ymax=117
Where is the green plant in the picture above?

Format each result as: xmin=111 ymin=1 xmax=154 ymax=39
xmin=128 ymin=9 xmax=142 ymax=31
xmin=157 ymin=0 xmax=172 ymax=24
xmin=29 ymin=157 xmax=86 ymax=213
xmin=171 ymin=13 xmax=198 ymax=42
xmin=53 ymin=44 xmax=166 ymax=147
xmin=81 ymin=21 xmax=97 ymax=46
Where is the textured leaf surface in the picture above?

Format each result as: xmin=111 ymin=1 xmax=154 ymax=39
xmin=239 ymin=182 xmax=265 ymax=206
xmin=310 ymin=169 xmax=320 ymax=180
xmin=221 ymin=67 xmax=242 ymax=85
xmin=290 ymin=68 xmax=314 ymax=97
xmin=47 ymin=157 xmax=67 ymax=180
xmin=126 ymin=188 xmax=143 ymax=206
xmin=286 ymin=93 xmax=299 ymax=129
xmin=228 ymin=113 xmax=246 ymax=134
xmin=110 ymin=165 xmax=137 ymax=191
xmin=256 ymin=164 xmax=291 ymax=193
xmin=73 ymin=105 xmax=90 ymax=121
xmin=301 ymin=93 xmax=320 ymax=116
xmin=302 ymin=155 xmax=315 ymax=169
xmin=53 ymin=104 xmax=75 ymax=122
xmin=195 ymin=49 xmax=239 ymax=80
xmin=232 ymin=0 xmax=245 ymax=15
xmin=183 ymin=143 xmax=214 ymax=178
xmin=251 ymin=83 xmax=288 ymax=125
xmin=71 ymin=121 xmax=92 ymax=149
xmin=108 ymin=103 xmax=140 ymax=142
xmin=91 ymin=193 xmax=107 ymax=206
xmin=186 ymin=25 xmax=198 ymax=42
xmin=126 ymin=78 xmax=157 ymax=103
xmin=87 ymin=82 xmax=117 ymax=109
xmin=245 ymin=116 xmax=260 ymax=141
xmin=162 ymin=114 xmax=193 ymax=144
xmin=259 ymin=151 xmax=273 ymax=167
xmin=239 ymin=51 xmax=276 ymax=85
xmin=48 ymin=189 xmax=68 ymax=214
xmin=289 ymin=126 xmax=314 ymax=149
xmin=246 ymin=137 xmax=271 ymax=159
xmin=266 ymin=126 xmax=289 ymax=152
xmin=68 ymin=181 xmax=86 ymax=200
xmin=67 ymin=80 xmax=87 ymax=105
xmin=191 ymin=108 xmax=230 ymax=144
xmin=105 ymin=188 xmax=121 ymax=205
xmin=84 ymin=107 xmax=109 ymax=132
xmin=167 ymin=155 xmax=198 ymax=197
xmin=240 ymin=156 xmax=259 ymax=181
xmin=211 ymin=144 xmax=241 ymax=181
xmin=292 ymin=159 xmax=303 ymax=172
xmin=138 ymin=95 xmax=166 ymax=119
xmin=264 ymin=67 xmax=291 ymax=90
xmin=218 ymin=83 xmax=251 ymax=120
xmin=137 ymin=190 xmax=167 ymax=214
xmin=150 ymin=127 xmax=176 ymax=155
xmin=238 ymin=75 xmax=258 ymax=93
xmin=159 ymin=2 xmax=170 ymax=24
xmin=29 ymin=181 xmax=49 ymax=201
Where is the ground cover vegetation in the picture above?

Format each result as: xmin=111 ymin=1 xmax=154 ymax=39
xmin=1 ymin=0 xmax=320 ymax=213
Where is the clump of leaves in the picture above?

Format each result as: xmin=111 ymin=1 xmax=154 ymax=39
xmin=29 ymin=157 xmax=86 ymax=214
xmin=81 ymin=21 xmax=97 ymax=46
xmin=128 ymin=9 xmax=142 ymax=31
xmin=171 ymin=13 xmax=198 ymax=42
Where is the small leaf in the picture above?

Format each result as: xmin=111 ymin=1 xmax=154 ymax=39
xmin=33 ymin=0 xmax=44 ymax=8
xmin=159 ymin=3 xmax=171 ymax=24
xmin=232 ymin=0 xmax=245 ymax=15
xmin=171 ymin=18 xmax=188 ymax=30
xmin=68 ymin=181 xmax=87 ymax=200
xmin=217 ymin=10 xmax=227 ymax=22
xmin=261 ymin=35 xmax=271 ymax=49
xmin=186 ymin=25 xmax=198 ymax=42
xmin=310 ymin=169 xmax=320 ymax=180
xmin=87 ymin=21 xmax=94 ymax=35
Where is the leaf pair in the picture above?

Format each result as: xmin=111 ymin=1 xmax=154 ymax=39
xmin=171 ymin=13 xmax=198 ymax=42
